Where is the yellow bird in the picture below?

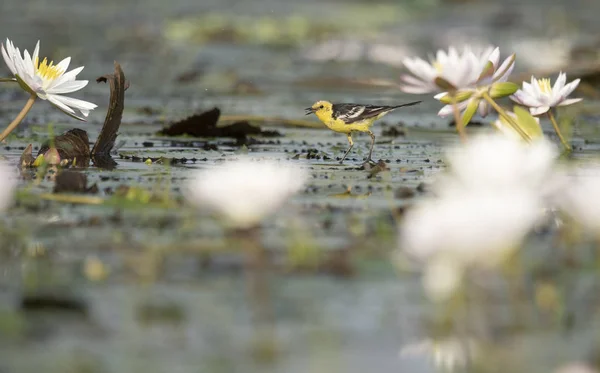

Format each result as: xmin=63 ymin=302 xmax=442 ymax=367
xmin=305 ymin=100 xmax=421 ymax=163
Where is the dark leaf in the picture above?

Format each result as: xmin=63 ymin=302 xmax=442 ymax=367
xmin=20 ymin=144 xmax=36 ymax=167
xmin=54 ymin=171 xmax=98 ymax=194
xmin=38 ymin=128 xmax=90 ymax=167
xmin=20 ymin=293 xmax=88 ymax=315
xmin=158 ymin=107 xmax=281 ymax=139
xmin=92 ymin=61 xmax=128 ymax=156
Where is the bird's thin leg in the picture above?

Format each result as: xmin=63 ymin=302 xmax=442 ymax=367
xmin=367 ymin=130 xmax=375 ymax=162
xmin=340 ymin=134 xmax=354 ymax=164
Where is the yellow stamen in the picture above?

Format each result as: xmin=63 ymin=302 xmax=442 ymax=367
xmin=537 ymin=78 xmax=552 ymax=93
xmin=35 ymin=56 xmax=64 ymax=80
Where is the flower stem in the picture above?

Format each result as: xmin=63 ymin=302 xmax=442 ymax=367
xmin=0 ymin=94 xmax=36 ymax=142
xmin=451 ymin=93 xmax=467 ymax=142
xmin=481 ymin=91 xmax=531 ymax=142
xmin=547 ymin=110 xmax=572 ymax=151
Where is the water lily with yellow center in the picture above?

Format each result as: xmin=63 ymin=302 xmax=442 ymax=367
xmin=511 ymin=72 xmax=582 ymax=116
xmin=0 ymin=39 xmax=97 ymax=141
xmin=510 ymin=72 xmax=581 ymax=150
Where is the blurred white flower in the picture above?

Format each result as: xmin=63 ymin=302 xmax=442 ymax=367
xmin=397 ymin=134 xmax=557 ymax=301
xmin=438 ymin=134 xmax=557 ymax=195
xmin=400 ymin=46 xmax=494 ymax=94
xmin=510 ymin=72 xmax=582 ymax=116
xmin=400 ymin=190 xmax=540 ymax=270
xmin=1 ymin=39 xmax=97 ymax=120
xmin=0 ymin=161 xmax=17 ymax=211
xmin=400 ymin=337 xmax=479 ymax=372
xmin=555 ymin=165 xmax=600 ymax=233
xmin=185 ymin=158 xmax=308 ymax=229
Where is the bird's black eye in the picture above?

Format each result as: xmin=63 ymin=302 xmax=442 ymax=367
xmin=319 ymin=105 xmax=324 ymax=109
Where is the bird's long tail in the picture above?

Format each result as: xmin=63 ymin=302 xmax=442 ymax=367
xmin=392 ymin=100 xmax=422 ymax=109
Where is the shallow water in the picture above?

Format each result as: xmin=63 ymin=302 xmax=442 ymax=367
xmin=1 ymin=0 xmax=600 ymax=372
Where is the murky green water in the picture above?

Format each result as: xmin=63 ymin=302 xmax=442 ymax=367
xmin=1 ymin=0 xmax=600 ymax=372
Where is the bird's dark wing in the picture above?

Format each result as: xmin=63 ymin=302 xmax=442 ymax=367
xmin=331 ymin=104 xmax=366 ymax=123
xmin=332 ymin=104 xmax=395 ymax=124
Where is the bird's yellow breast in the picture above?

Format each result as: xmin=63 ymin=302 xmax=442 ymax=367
xmin=315 ymin=111 xmax=377 ymax=134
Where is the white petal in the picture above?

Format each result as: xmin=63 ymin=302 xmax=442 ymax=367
xmin=510 ymin=90 xmax=540 ymax=107
xmin=559 ymin=78 xmax=580 ymax=98
xmin=487 ymin=47 xmax=500 ymax=68
xmin=530 ymin=106 xmax=550 ymax=116
xmin=401 ymin=74 xmax=428 ymax=86
xmin=438 ymin=101 xmax=468 ymax=118
xmin=438 ymin=104 xmax=454 ymax=117
xmin=54 ymin=57 xmax=71 ymax=77
xmin=46 ymin=79 xmax=88 ymax=94
xmin=521 ymin=81 xmax=537 ymax=99
xmin=49 ymin=94 xmax=97 ymax=115
xmin=1 ymin=46 xmax=15 ymax=75
xmin=403 ymin=57 xmax=433 ymax=78
xmin=493 ymin=54 xmax=516 ymax=82
xmin=46 ymin=94 xmax=75 ymax=114
xmin=553 ymin=71 xmax=566 ymax=92
xmin=46 ymin=66 xmax=84 ymax=90
xmin=400 ymin=85 xmax=433 ymax=94
xmin=24 ymin=49 xmax=36 ymax=78
xmin=557 ymin=98 xmax=583 ymax=106
xmin=32 ymin=41 xmax=40 ymax=67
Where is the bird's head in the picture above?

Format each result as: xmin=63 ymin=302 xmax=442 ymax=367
xmin=305 ymin=101 xmax=333 ymax=118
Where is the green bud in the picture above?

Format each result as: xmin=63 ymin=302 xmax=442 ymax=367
xmin=438 ymin=90 xmax=474 ymax=104
xmin=489 ymin=82 xmax=519 ymax=98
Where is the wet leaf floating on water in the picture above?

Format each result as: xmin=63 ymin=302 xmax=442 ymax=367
xmin=20 ymin=292 xmax=88 ymax=315
xmin=158 ymin=107 xmax=220 ymax=136
xmin=157 ymin=107 xmax=281 ymax=140
xmin=19 ymin=144 xmax=35 ymax=167
xmin=93 ymin=61 xmax=128 ymax=157
xmin=38 ymin=128 xmax=90 ymax=162
xmin=54 ymin=171 xmax=99 ymax=194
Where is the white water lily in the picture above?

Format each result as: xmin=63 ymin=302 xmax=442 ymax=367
xmin=1 ymin=39 xmax=97 ymax=120
xmin=400 ymin=46 xmax=494 ymax=94
xmin=185 ymin=158 xmax=308 ymax=229
xmin=0 ymin=161 xmax=17 ymax=211
xmin=438 ymin=134 xmax=557 ymax=194
xmin=399 ymin=190 xmax=540 ymax=270
xmin=436 ymin=47 xmax=517 ymax=119
xmin=510 ymin=72 xmax=582 ymax=116
xmin=397 ymin=134 xmax=556 ymax=301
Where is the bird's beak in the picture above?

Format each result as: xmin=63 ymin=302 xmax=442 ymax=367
xmin=305 ymin=107 xmax=315 ymax=115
